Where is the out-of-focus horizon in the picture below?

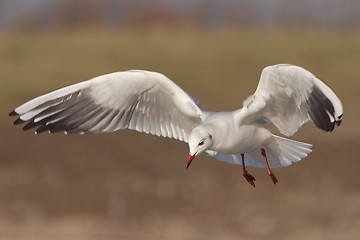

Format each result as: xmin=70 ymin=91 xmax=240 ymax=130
xmin=1 ymin=0 xmax=360 ymax=32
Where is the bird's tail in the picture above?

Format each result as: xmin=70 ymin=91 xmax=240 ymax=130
xmin=207 ymin=135 xmax=312 ymax=168
xmin=260 ymin=135 xmax=313 ymax=168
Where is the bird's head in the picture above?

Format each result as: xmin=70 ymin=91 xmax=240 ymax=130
xmin=187 ymin=126 xmax=213 ymax=169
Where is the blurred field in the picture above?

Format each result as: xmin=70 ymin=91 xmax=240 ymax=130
xmin=0 ymin=29 xmax=360 ymax=240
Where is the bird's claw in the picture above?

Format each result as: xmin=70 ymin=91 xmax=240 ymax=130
xmin=243 ymin=171 xmax=256 ymax=187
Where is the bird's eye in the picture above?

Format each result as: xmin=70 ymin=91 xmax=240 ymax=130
xmin=198 ymin=140 xmax=205 ymax=146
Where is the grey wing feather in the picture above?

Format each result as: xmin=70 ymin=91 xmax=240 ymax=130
xmin=241 ymin=64 xmax=343 ymax=136
xmin=10 ymin=70 xmax=205 ymax=142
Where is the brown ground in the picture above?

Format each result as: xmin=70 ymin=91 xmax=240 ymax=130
xmin=0 ymin=31 xmax=359 ymax=240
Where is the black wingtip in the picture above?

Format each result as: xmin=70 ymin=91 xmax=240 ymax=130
xmin=336 ymin=119 xmax=342 ymax=127
xmin=308 ymin=85 xmax=343 ymax=133
xmin=9 ymin=110 xmax=18 ymax=117
xmin=13 ymin=117 xmax=26 ymax=125
xmin=336 ymin=114 xmax=343 ymax=127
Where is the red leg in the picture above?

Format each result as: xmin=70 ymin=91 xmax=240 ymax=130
xmin=261 ymin=148 xmax=278 ymax=184
xmin=241 ymin=154 xmax=256 ymax=187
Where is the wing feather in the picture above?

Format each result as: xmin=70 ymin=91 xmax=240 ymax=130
xmin=11 ymin=70 xmax=205 ymax=142
xmin=241 ymin=64 xmax=343 ymax=136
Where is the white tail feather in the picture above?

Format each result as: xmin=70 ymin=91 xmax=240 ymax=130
xmin=207 ymin=135 xmax=312 ymax=169
xmin=265 ymin=135 xmax=312 ymax=168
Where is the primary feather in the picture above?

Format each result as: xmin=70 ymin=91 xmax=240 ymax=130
xmin=241 ymin=64 xmax=343 ymax=136
xmin=11 ymin=70 xmax=204 ymax=141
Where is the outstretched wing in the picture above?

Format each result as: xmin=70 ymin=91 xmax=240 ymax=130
xmin=241 ymin=64 xmax=343 ymax=136
xmin=10 ymin=70 xmax=205 ymax=142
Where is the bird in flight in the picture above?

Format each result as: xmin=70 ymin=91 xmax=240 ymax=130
xmin=10 ymin=64 xmax=343 ymax=186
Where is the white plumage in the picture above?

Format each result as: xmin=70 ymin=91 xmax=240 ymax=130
xmin=10 ymin=64 xmax=343 ymax=186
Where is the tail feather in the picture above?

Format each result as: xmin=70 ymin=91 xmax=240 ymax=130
xmin=207 ymin=135 xmax=312 ymax=169
xmin=266 ymin=135 xmax=312 ymax=168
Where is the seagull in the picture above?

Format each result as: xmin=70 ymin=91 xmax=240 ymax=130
xmin=10 ymin=64 xmax=343 ymax=186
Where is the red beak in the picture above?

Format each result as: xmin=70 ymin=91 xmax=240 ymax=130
xmin=186 ymin=154 xmax=195 ymax=169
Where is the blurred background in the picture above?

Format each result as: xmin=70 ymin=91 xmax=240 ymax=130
xmin=1 ymin=0 xmax=359 ymax=239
